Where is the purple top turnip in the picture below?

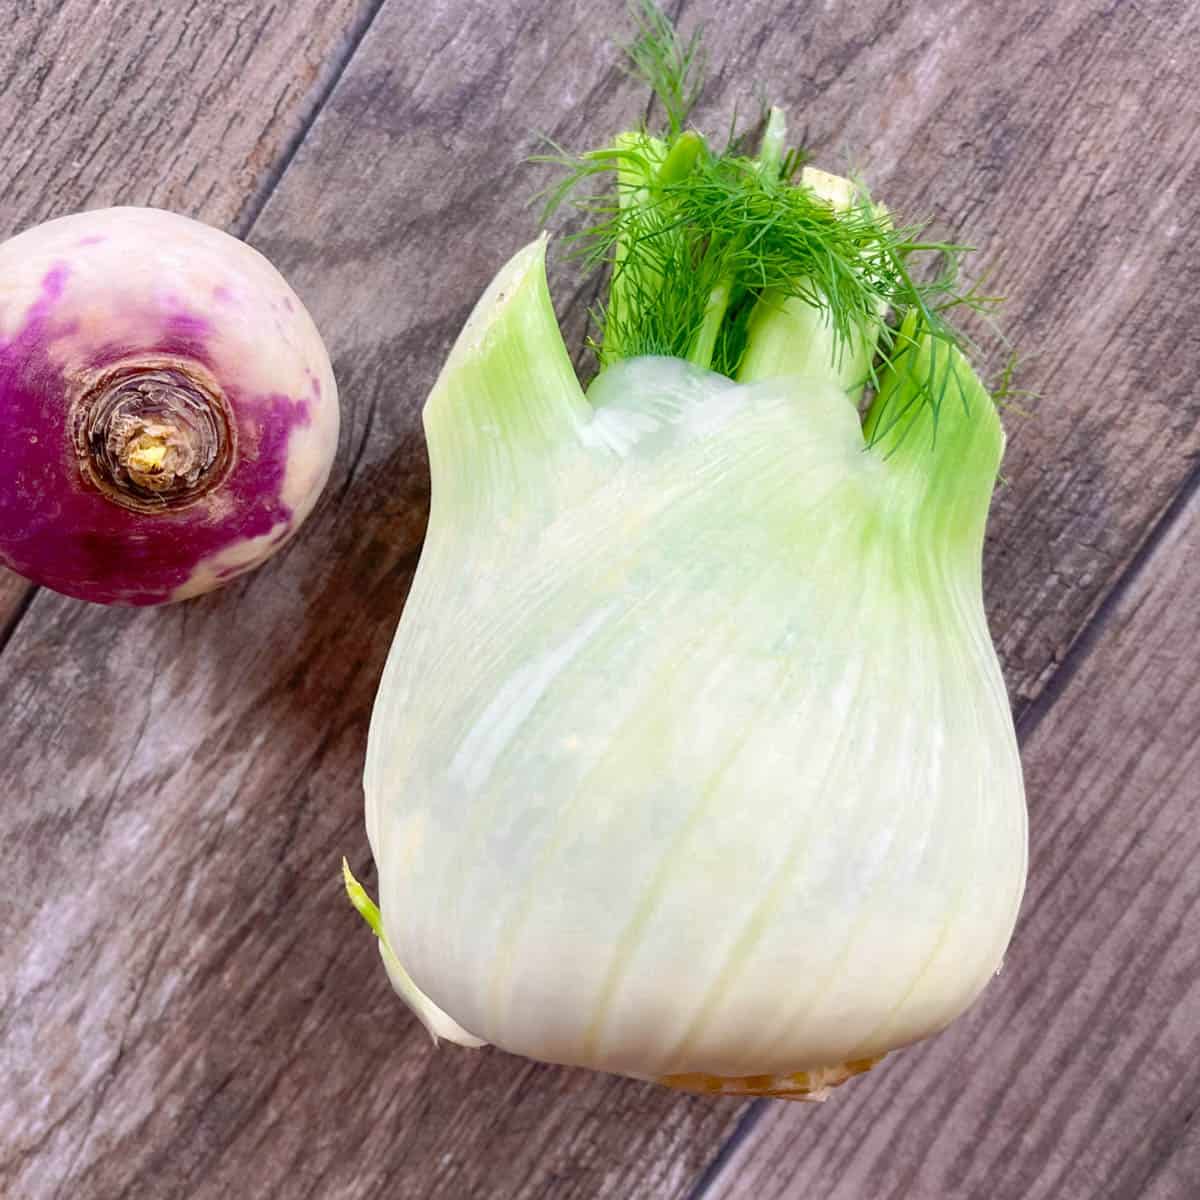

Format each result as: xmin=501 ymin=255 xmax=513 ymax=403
xmin=0 ymin=207 xmax=339 ymax=605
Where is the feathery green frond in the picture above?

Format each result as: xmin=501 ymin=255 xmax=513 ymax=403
xmin=533 ymin=0 xmax=1010 ymax=446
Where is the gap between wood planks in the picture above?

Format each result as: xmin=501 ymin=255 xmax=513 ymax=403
xmin=233 ymin=0 xmax=391 ymax=236
xmin=1012 ymin=453 xmax=1200 ymax=747
xmin=0 ymin=0 xmax=391 ymax=658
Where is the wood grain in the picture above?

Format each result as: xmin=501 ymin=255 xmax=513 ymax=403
xmin=0 ymin=570 xmax=33 ymax=647
xmin=0 ymin=0 xmax=381 ymax=635
xmin=697 ymin=481 xmax=1200 ymax=1200
xmin=3 ymin=0 xmax=1200 ymax=1197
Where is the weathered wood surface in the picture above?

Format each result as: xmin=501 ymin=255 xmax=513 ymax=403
xmin=704 ymin=480 xmax=1200 ymax=1200
xmin=0 ymin=570 xmax=32 ymax=647
xmin=0 ymin=0 xmax=381 ymax=633
xmin=2 ymin=1 xmax=1199 ymax=1198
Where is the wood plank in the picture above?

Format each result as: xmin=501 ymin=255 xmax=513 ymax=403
xmin=697 ymin=481 xmax=1200 ymax=1200
xmin=0 ymin=569 xmax=32 ymax=646
xmin=3 ymin=1 xmax=1199 ymax=1197
xmin=0 ymin=0 xmax=381 ymax=635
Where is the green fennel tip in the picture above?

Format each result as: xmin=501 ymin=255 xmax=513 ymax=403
xmin=342 ymin=856 xmax=384 ymax=939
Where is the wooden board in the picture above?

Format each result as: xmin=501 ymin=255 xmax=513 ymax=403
xmin=696 ymin=480 xmax=1200 ymax=1200
xmin=3 ymin=0 xmax=1199 ymax=1197
xmin=0 ymin=0 xmax=382 ymax=635
xmin=0 ymin=569 xmax=32 ymax=647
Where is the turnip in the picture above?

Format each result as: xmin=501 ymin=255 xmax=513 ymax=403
xmin=0 ymin=207 xmax=338 ymax=605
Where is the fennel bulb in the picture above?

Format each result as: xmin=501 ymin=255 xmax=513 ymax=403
xmin=352 ymin=3 xmax=1026 ymax=1101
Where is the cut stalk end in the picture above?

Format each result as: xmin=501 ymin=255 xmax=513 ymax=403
xmin=659 ymin=1056 xmax=883 ymax=1102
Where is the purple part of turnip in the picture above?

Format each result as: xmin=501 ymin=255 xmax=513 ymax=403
xmin=0 ymin=207 xmax=339 ymax=605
